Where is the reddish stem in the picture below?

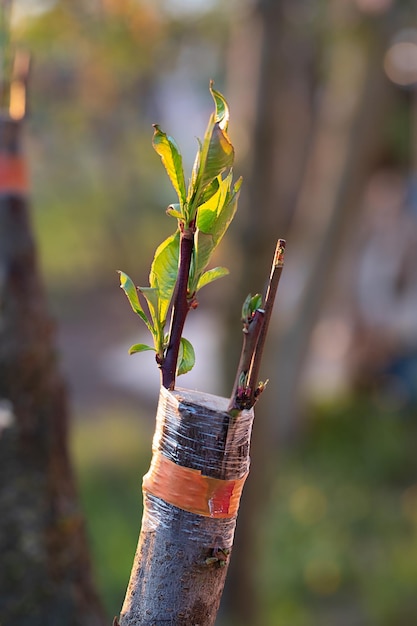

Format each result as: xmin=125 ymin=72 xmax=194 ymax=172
xmin=228 ymin=239 xmax=286 ymax=412
xmin=227 ymin=309 xmax=265 ymax=412
xmin=246 ymin=239 xmax=285 ymax=406
xmin=160 ymin=223 xmax=195 ymax=390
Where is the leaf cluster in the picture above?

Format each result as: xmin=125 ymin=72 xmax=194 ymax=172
xmin=119 ymin=83 xmax=241 ymax=377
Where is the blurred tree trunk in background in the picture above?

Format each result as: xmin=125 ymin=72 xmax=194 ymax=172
xmin=270 ymin=9 xmax=392 ymax=443
xmin=221 ymin=1 xmax=315 ymax=623
xmin=222 ymin=3 xmax=393 ymax=624
xmin=0 ymin=111 xmax=106 ymax=623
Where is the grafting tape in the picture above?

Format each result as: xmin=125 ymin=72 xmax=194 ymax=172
xmin=142 ymin=387 xmax=254 ymax=524
xmin=143 ymin=451 xmax=248 ymax=518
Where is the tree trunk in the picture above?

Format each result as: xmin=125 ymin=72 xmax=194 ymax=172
xmin=118 ymin=387 xmax=254 ymax=626
xmin=269 ymin=13 xmax=393 ymax=442
xmin=221 ymin=1 xmax=315 ymax=622
xmin=0 ymin=115 xmax=106 ymax=625
xmin=223 ymin=4 xmax=394 ymax=623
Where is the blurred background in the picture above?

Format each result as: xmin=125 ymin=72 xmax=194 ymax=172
xmin=5 ymin=0 xmax=417 ymax=624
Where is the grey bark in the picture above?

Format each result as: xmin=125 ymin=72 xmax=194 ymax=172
xmin=118 ymin=388 xmax=254 ymax=626
xmin=0 ymin=116 xmax=106 ymax=625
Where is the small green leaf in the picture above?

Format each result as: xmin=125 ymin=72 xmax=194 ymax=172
xmin=189 ymin=172 xmax=241 ymax=295
xmin=153 ymin=125 xmax=186 ymax=207
xmin=129 ymin=343 xmax=155 ymax=355
xmin=138 ymin=287 xmax=159 ymax=328
xmin=241 ymin=294 xmax=252 ymax=321
xmin=198 ymin=122 xmax=234 ymax=196
xmin=119 ymin=271 xmax=150 ymax=328
xmin=149 ymin=231 xmax=180 ymax=323
xmin=188 ymin=138 xmax=202 ymax=207
xmin=210 ymin=82 xmax=230 ymax=130
xmin=210 ymin=174 xmax=242 ymax=243
xmin=196 ymin=181 xmax=222 ymax=234
xmin=187 ymin=87 xmax=235 ymax=217
xmin=166 ymin=203 xmax=183 ymax=219
xmin=196 ymin=267 xmax=229 ymax=292
xmin=250 ymin=293 xmax=263 ymax=312
xmin=241 ymin=293 xmax=262 ymax=322
xmin=198 ymin=177 xmax=219 ymax=206
xmin=176 ymin=337 xmax=195 ymax=376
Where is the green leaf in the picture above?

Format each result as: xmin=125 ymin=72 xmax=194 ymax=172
xmin=191 ymin=232 xmax=214 ymax=291
xmin=149 ymin=231 xmax=180 ymax=323
xmin=210 ymin=81 xmax=230 ymax=130
xmin=153 ymin=125 xmax=186 ymax=207
xmin=188 ymin=138 xmax=202 ymax=205
xmin=176 ymin=337 xmax=195 ymax=376
xmin=190 ymin=172 xmax=241 ymax=294
xmin=138 ymin=287 xmax=159 ymax=327
xmin=210 ymin=174 xmax=242 ymax=243
xmin=198 ymin=177 xmax=219 ymax=206
xmin=137 ymin=287 xmax=167 ymax=356
xmin=119 ymin=271 xmax=151 ymax=329
xmin=250 ymin=293 xmax=263 ymax=312
xmin=242 ymin=293 xmax=263 ymax=321
xmin=187 ymin=87 xmax=235 ymax=217
xmin=196 ymin=178 xmax=223 ymax=234
xmin=129 ymin=343 xmax=155 ymax=355
xmin=197 ymin=121 xmax=234 ymax=198
xmin=166 ymin=203 xmax=183 ymax=219
xmin=196 ymin=267 xmax=229 ymax=292
xmin=241 ymin=294 xmax=252 ymax=321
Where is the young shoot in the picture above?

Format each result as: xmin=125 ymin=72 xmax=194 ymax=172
xmin=119 ymin=83 xmax=241 ymax=389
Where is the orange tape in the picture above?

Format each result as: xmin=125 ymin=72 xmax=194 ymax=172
xmin=0 ymin=154 xmax=28 ymax=193
xmin=143 ymin=452 xmax=248 ymax=519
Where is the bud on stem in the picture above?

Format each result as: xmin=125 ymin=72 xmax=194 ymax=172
xmin=228 ymin=239 xmax=286 ymax=412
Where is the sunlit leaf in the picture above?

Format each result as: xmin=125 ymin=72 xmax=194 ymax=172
xmin=196 ymin=267 xmax=229 ymax=292
xmin=197 ymin=173 xmax=229 ymax=234
xmin=188 ymin=138 xmax=202 ymax=207
xmin=138 ymin=286 xmax=159 ymax=328
xmin=119 ymin=84 xmax=242 ymax=384
xmin=196 ymin=184 xmax=222 ymax=234
xmin=176 ymin=337 xmax=195 ymax=376
xmin=166 ymin=203 xmax=183 ymax=219
xmin=210 ymin=81 xmax=230 ymax=131
xmin=198 ymin=177 xmax=219 ymax=206
xmin=197 ymin=121 xmax=234 ymax=198
xmin=210 ymin=174 xmax=242 ymax=243
xmin=153 ymin=125 xmax=186 ymax=207
xmin=149 ymin=231 xmax=180 ymax=323
xmin=119 ymin=271 xmax=151 ymax=329
xmin=129 ymin=343 xmax=155 ymax=355
xmin=187 ymin=88 xmax=234 ymax=217
xmin=190 ymin=172 xmax=241 ymax=294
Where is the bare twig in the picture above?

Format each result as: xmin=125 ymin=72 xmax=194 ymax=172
xmin=246 ymin=238 xmax=285 ymax=405
xmin=228 ymin=309 xmax=264 ymax=412
xmin=228 ymin=239 xmax=286 ymax=412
